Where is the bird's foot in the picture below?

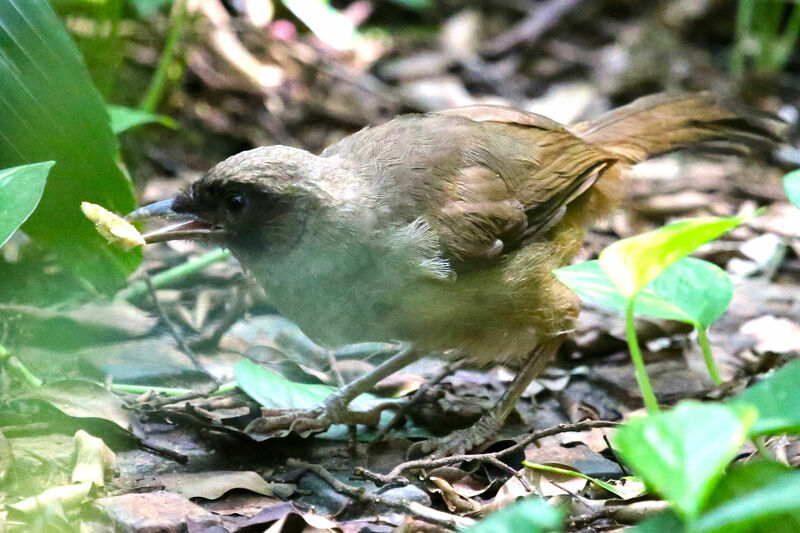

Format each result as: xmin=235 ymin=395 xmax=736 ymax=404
xmin=410 ymin=414 xmax=503 ymax=459
xmin=246 ymin=394 xmax=388 ymax=439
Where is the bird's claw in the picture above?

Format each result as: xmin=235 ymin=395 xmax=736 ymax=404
xmin=246 ymin=406 xmax=333 ymax=438
xmin=409 ymin=415 xmax=503 ymax=459
xmin=244 ymin=395 xmax=388 ymax=439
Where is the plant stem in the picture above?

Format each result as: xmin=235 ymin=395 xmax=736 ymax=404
xmin=118 ymin=248 xmax=232 ymax=301
xmin=697 ymin=326 xmax=722 ymax=386
xmin=140 ymin=0 xmax=190 ymax=113
xmin=625 ymin=299 xmax=659 ymax=414
xmin=107 ymin=380 xmax=237 ymax=396
xmin=0 ymin=344 xmax=42 ymax=388
xmin=109 ymin=383 xmax=192 ymax=395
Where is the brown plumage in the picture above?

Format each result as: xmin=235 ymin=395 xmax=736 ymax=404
xmin=128 ymin=91 xmax=784 ymax=455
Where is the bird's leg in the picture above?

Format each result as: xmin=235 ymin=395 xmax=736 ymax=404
xmin=413 ymin=336 xmax=565 ymax=458
xmin=248 ymin=345 xmax=422 ymax=437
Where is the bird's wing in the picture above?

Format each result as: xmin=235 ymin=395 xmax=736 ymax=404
xmin=322 ymin=106 xmax=615 ymax=266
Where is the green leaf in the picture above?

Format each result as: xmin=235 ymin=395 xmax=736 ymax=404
xmin=599 ymin=216 xmax=747 ymax=298
xmin=235 ymin=358 xmax=345 ymax=411
xmin=785 ymin=169 xmax=800 ymax=209
xmin=613 ymin=401 xmax=756 ymax=521
xmin=694 ymin=461 xmax=800 ymax=533
xmin=463 ymin=497 xmax=563 ymax=533
xmin=107 ymin=105 xmax=177 ymax=135
xmin=0 ymin=0 xmax=140 ymax=293
xmin=730 ymin=359 xmax=800 ymax=436
xmin=0 ymin=162 xmax=54 ymax=248
xmin=556 ymin=257 xmax=733 ymax=328
xmin=234 ymin=359 xmax=429 ymax=441
xmin=629 ymin=511 xmax=687 ymax=533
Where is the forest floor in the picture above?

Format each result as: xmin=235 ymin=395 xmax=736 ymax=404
xmin=3 ymin=1 xmax=800 ymax=531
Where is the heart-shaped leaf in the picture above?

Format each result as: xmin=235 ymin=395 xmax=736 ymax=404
xmin=613 ymin=401 xmax=756 ymax=521
xmin=464 ymin=497 xmax=563 ymax=533
xmin=0 ymin=162 xmax=53 ymax=248
xmin=695 ymin=461 xmax=800 ymax=532
xmin=730 ymin=359 xmax=800 ymax=436
xmin=555 ymin=257 xmax=733 ymax=328
xmin=785 ymin=169 xmax=800 ymax=209
xmin=599 ymin=216 xmax=747 ymax=298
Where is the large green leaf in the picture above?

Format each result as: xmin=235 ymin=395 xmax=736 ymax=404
xmin=599 ymin=216 xmax=747 ymax=298
xmin=463 ymin=497 xmax=563 ymax=533
xmin=613 ymin=402 xmax=756 ymax=521
xmin=0 ymin=162 xmax=53 ymax=248
xmin=555 ymin=257 xmax=733 ymax=328
xmin=785 ymin=169 xmax=800 ymax=209
xmin=731 ymin=359 xmax=800 ymax=436
xmin=695 ymin=461 xmax=800 ymax=533
xmin=0 ymin=0 xmax=140 ymax=293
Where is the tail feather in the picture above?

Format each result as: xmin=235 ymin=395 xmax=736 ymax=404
xmin=572 ymin=92 xmax=786 ymax=163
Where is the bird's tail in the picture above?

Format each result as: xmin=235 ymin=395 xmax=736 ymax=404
xmin=572 ymin=92 xmax=786 ymax=163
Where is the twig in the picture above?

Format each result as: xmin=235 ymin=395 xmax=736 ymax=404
xmin=197 ymin=0 xmax=285 ymax=90
xmin=484 ymin=0 xmax=584 ymax=55
xmin=287 ymin=459 xmax=474 ymax=530
xmin=485 ymin=456 xmax=533 ymax=492
xmin=371 ymin=360 xmax=464 ymax=443
xmin=189 ymin=282 xmax=248 ymax=351
xmin=356 ymin=420 xmax=619 ymax=485
xmin=143 ymin=275 xmax=216 ymax=382
xmin=140 ymin=439 xmax=188 ymax=463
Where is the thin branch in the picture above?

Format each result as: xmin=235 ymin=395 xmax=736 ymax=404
xmin=371 ymin=360 xmax=464 ymax=443
xmin=143 ymin=275 xmax=216 ymax=382
xmin=287 ymin=459 xmax=474 ymax=531
xmin=356 ymin=420 xmax=619 ymax=485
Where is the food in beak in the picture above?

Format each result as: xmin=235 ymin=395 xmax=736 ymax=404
xmin=124 ymin=198 xmax=224 ymax=243
xmin=81 ymin=202 xmax=145 ymax=250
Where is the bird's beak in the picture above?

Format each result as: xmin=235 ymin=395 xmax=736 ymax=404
xmin=125 ymin=198 xmax=224 ymax=244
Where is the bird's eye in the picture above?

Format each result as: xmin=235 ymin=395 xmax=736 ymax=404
xmin=225 ymin=193 xmax=246 ymax=213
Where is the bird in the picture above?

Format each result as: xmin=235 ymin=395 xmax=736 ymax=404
xmin=126 ymin=92 xmax=783 ymax=457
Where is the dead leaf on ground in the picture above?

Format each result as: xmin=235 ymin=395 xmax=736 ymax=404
xmin=13 ymin=380 xmax=144 ymax=438
xmin=71 ymin=430 xmax=115 ymax=486
xmin=148 ymin=471 xmax=295 ymax=500
xmin=740 ymin=315 xmax=800 ymax=355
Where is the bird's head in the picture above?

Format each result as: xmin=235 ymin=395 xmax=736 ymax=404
xmin=126 ymin=146 xmax=328 ymax=254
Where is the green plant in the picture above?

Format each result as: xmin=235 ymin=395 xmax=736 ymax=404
xmin=0 ymin=162 xmax=54 ymax=248
xmin=556 ymin=256 xmax=733 ymax=385
xmin=0 ymin=0 xmax=140 ymax=293
xmin=463 ymin=497 xmax=563 ymax=533
xmin=107 ymin=105 xmax=176 ymax=135
xmin=732 ymin=0 xmax=800 ymax=76
xmin=615 ymin=402 xmax=756 ymax=522
xmin=562 ymin=216 xmax=748 ymax=413
xmin=620 ymin=361 xmax=800 ymax=532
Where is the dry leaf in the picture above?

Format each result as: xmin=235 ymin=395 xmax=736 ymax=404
xmin=72 ymin=430 xmax=115 ymax=486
